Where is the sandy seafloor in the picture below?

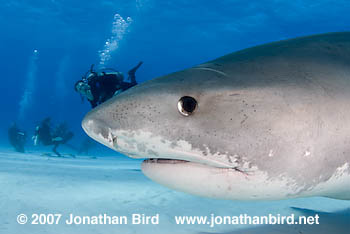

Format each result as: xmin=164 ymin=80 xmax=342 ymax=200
xmin=1 ymin=149 xmax=349 ymax=234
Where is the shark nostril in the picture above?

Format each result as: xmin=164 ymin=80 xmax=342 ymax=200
xmin=107 ymin=130 xmax=114 ymax=143
xmin=107 ymin=130 xmax=119 ymax=148
xmin=113 ymin=135 xmax=118 ymax=147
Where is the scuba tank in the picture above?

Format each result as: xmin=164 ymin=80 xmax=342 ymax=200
xmin=82 ymin=64 xmax=124 ymax=83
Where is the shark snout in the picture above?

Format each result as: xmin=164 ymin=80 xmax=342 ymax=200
xmin=82 ymin=110 xmax=117 ymax=149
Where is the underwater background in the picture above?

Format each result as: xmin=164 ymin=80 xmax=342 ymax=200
xmin=2 ymin=0 xmax=350 ymax=147
xmin=1 ymin=1 xmax=350 ymax=234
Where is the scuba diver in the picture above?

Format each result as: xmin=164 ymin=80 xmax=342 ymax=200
xmin=74 ymin=61 xmax=143 ymax=108
xmin=51 ymin=122 xmax=74 ymax=156
xmin=33 ymin=117 xmax=74 ymax=157
xmin=78 ymin=137 xmax=95 ymax=155
xmin=8 ymin=123 xmax=27 ymax=153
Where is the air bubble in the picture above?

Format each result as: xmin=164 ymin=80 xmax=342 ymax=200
xmin=98 ymin=14 xmax=132 ymax=67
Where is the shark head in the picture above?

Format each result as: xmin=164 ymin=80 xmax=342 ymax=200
xmin=82 ymin=33 xmax=350 ymax=200
xmin=81 ymin=67 xmax=245 ymax=166
xmin=82 ymin=67 xmax=273 ymax=200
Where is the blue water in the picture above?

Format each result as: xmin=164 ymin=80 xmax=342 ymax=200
xmin=1 ymin=1 xmax=350 ymax=233
xmin=2 ymin=0 xmax=350 ymax=147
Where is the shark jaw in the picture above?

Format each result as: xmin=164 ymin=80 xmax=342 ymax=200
xmin=82 ymin=112 xmax=350 ymax=201
xmin=81 ymin=118 xmax=306 ymax=201
xmin=141 ymin=160 xmax=350 ymax=201
xmin=82 ymin=117 xmax=245 ymax=169
xmin=141 ymin=159 xmax=304 ymax=200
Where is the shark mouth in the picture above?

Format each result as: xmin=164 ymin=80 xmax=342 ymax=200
xmin=144 ymin=158 xmax=190 ymax=164
xmin=143 ymin=158 xmax=250 ymax=175
xmin=81 ymin=117 xmax=247 ymax=172
xmin=104 ymin=132 xmax=242 ymax=169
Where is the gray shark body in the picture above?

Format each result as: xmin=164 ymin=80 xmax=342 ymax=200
xmin=82 ymin=32 xmax=350 ymax=200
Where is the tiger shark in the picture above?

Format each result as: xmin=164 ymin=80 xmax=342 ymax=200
xmin=82 ymin=32 xmax=350 ymax=200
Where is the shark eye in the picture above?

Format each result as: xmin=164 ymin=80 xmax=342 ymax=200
xmin=178 ymin=96 xmax=197 ymax=116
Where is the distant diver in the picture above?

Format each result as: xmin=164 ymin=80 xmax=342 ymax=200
xmin=78 ymin=137 xmax=95 ymax=155
xmin=32 ymin=117 xmax=74 ymax=157
xmin=8 ymin=123 xmax=27 ymax=153
xmin=74 ymin=61 xmax=143 ymax=108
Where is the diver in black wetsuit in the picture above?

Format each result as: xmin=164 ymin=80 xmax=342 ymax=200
xmin=33 ymin=118 xmax=74 ymax=157
xmin=8 ymin=123 xmax=27 ymax=153
xmin=74 ymin=61 xmax=143 ymax=108
xmin=51 ymin=122 xmax=74 ymax=156
xmin=33 ymin=117 xmax=52 ymax=146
